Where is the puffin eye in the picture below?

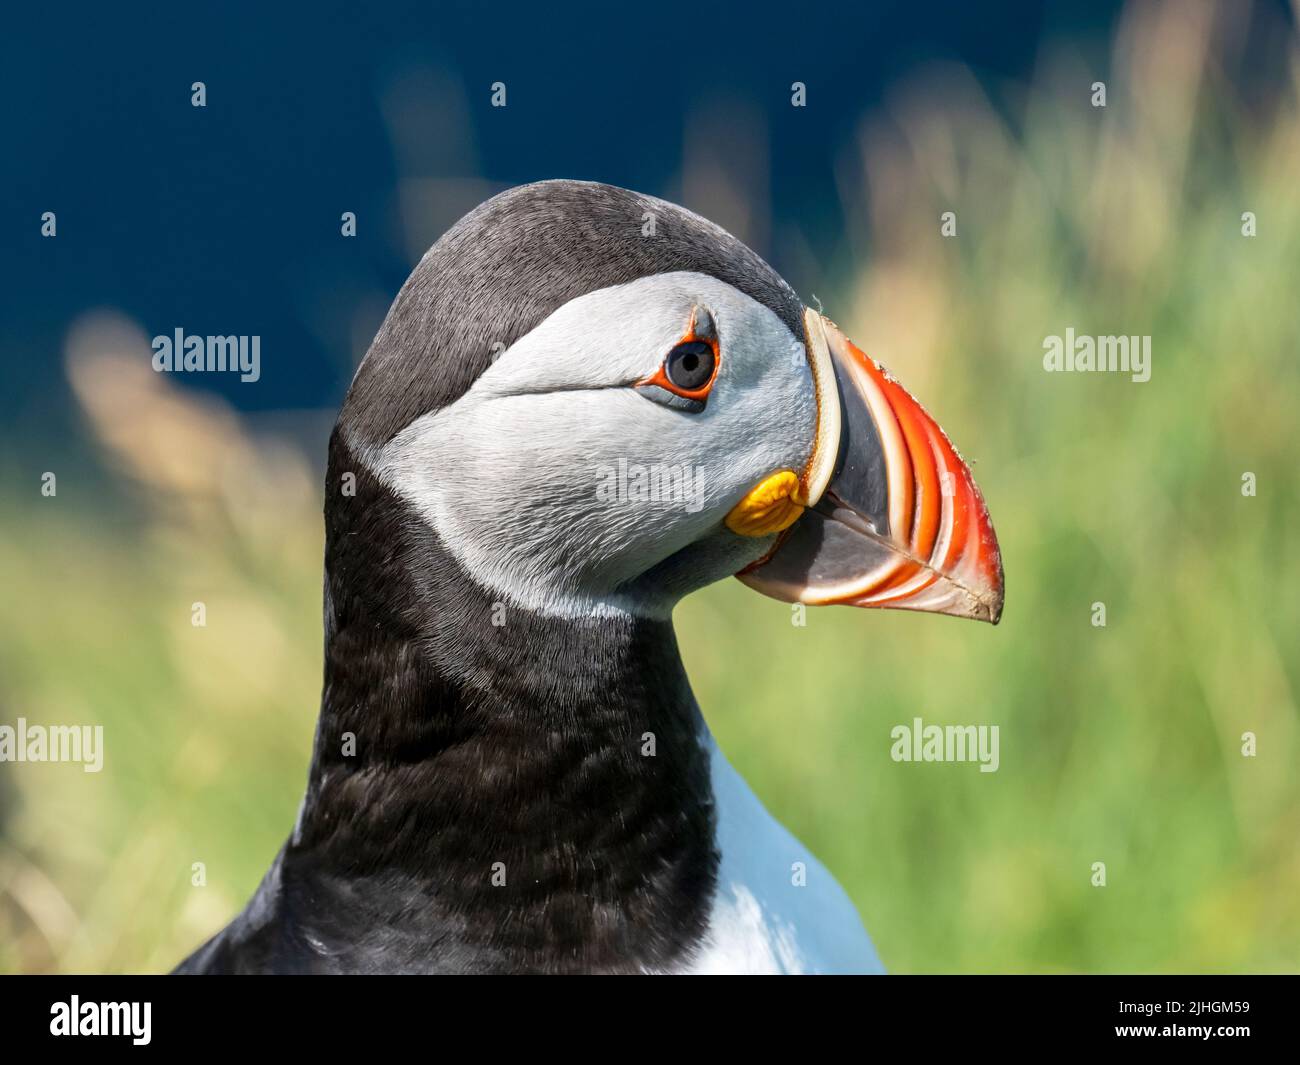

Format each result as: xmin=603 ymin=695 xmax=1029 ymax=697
xmin=664 ymin=341 xmax=716 ymax=393
xmin=635 ymin=306 xmax=722 ymax=412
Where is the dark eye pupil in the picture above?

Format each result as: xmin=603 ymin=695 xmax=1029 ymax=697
xmin=665 ymin=341 xmax=715 ymax=391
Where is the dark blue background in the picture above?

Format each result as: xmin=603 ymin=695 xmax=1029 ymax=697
xmin=2 ymin=1 xmax=1126 ymax=428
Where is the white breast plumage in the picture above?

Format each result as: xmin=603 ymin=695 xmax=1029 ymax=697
xmin=665 ymin=736 xmax=885 ymax=975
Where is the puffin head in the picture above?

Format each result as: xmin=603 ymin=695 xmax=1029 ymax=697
xmin=334 ymin=180 xmax=1003 ymax=627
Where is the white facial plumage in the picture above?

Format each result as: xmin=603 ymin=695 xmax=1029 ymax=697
xmin=378 ymin=271 xmax=817 ymax=619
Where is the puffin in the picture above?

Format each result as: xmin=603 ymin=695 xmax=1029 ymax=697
xmin=175 ymin=180 xmax=1003 ymax=975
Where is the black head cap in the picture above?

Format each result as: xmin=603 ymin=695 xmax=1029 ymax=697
xmin=339 ymin=179 xmax=803 ymax=451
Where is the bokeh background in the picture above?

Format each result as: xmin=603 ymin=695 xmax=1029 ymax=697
xmin=2 ymin=0 xmax=1297 ymax=973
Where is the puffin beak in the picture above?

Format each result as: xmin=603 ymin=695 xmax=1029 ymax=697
xmin=737 ymin=310 xmax=1004 ymax=623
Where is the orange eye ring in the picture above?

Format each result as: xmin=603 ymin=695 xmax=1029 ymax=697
xmin=638 ymin=306 xmax=721 ymax=403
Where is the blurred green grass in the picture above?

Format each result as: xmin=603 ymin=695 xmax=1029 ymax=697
xmin=2 ymin=0 xmax=1297 ymax=972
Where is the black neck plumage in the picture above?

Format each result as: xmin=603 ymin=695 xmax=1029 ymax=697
xmin=253 ymin=433 xmax=717 ymax=973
